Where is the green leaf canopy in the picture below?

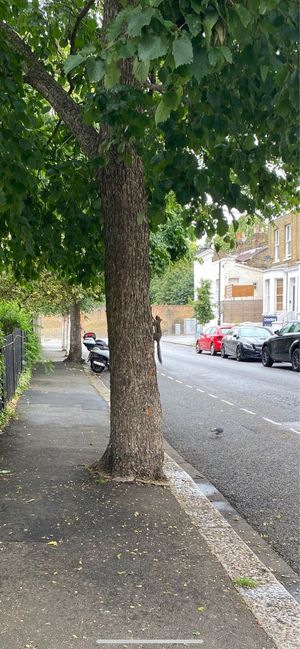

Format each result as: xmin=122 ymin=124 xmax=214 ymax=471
xmin=0 ymin=0 xmax=298 ymax=280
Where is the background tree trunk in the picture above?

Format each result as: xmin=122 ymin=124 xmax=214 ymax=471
xmin=61 ymin=314 xmax=70 ymax=352
xmin=65 ymin=302 xmax=82 ymax=362
xmin=95 ymin=148 xmax=164 ymax=480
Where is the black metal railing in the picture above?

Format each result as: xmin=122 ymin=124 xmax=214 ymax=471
xmin=0 ymin=329 xmax=26 ymax=413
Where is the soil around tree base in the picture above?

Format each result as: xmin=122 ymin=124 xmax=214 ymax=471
xmin=88 ymin=448 xmax=167 ymax=484
xmin=63 ymin=355 xmax=85 ymax=363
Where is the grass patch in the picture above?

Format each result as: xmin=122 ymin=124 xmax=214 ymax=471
xmin=0 ymin=368 xmax=32 ymax=433
xmin=43 ymin=359 xmax=54 ymax=374
xmin=95 ymin=476 xmax=109 ymax=485
xmin=234 ymin=576 xmax=258 ymax=589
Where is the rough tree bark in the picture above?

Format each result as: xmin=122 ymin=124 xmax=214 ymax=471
xmin=95 ymin=148 xmax=164 ymax=479
xmin=92 ymin=0 xmax=164 ymax=480
xmin=65 ymin=302 xmax=83 ymax=363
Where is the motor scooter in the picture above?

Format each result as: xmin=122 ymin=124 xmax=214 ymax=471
xmin=83 ymin=336 xmax=110 ymax=373
xmin=83 ymin=337 xmax=108 ymax=352
xmin=89 ymin=346 xmax=109 ymax=373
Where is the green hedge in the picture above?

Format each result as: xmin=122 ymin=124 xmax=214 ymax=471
xmin=0 ymin=301 xmax=41 ymax=368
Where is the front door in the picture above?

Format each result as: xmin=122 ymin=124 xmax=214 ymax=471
xmin=288 ymin=277 xmax=296 ymax=314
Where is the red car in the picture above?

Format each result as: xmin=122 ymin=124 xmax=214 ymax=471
xmin=196 ymin=325 xmax=233 ymax=356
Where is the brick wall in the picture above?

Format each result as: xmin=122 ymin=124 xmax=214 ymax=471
xmin=222 ymin=299 xmax=263 ymax=325
xmin=152 ymin=304 xmax=195 ymax=334
xmin=41 ymin=304 xmax=195 ymax=339
xmin=41 ymin=308 xmax=108 ymax=339
xmin=41 ymin=314 xmax=64 ymax=339
xmin=268 ymin=212 xmax=300 ymax=266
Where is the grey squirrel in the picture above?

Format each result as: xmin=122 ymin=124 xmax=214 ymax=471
xmin=153 ymin=315 xmax=162 ymax=364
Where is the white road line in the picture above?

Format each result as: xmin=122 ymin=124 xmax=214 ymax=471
xmin=97 ymin=642 xmax=203 ymax=646
xmin=161 ymin=373 xmax=166 ymax=377
xmin=262 ymin=417 xmax=282 ymax=426
xmin=240 ymin=408 xmax=256 ymax=415
xmin=208 ymin=393 xmax=218 ymax=399
xmin=175 ymin=379 xmax=182 ymax=384
xmin=186 ymin=384 xmax=193 ymax=389
xmin=290 ymin=428 xmax=300 ymax=435
xmin=221 ymin=399 xmax=234 ymax=406
xmin=197 ymin=388 xmax=205 ymax=393
xmin=167 ymin=376 xmax=174 ymax=380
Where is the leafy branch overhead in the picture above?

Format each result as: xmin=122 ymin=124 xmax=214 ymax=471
xmin=0 ymin=0 xmax=298 ymax=262
xmin=61 ymin=0 xmax=298 ymax=132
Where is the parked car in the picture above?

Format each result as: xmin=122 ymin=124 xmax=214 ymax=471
xmin=261 ymin=321 xmax=300 ymax=372
xmin=221 ymin=325 xmax=272 ymax=361
xmin=196 ymin=325 xmax=233 ymax=355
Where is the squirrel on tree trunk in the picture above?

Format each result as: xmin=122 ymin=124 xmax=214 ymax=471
xmin=153 ymin=315 xmax=162 ymax=364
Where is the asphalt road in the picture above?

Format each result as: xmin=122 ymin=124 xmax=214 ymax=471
xmin=158 ymin=342 xmax=300 ymax=573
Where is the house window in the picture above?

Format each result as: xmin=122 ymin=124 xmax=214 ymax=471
xmin=275 ymin=278 xmax=283 ymax=311
xmin=265 ymin=279 xmax=270 ymax=313
xmin=274 ymin=229 xmax=279 ymax=262
xmin=285 ymin=224 xmax=291 ymax=259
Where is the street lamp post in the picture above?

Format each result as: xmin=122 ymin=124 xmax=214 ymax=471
xmin=218 ymin=257 xmax=221 ymax=326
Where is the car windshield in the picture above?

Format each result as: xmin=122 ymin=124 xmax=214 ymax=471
xmin=289 ymin=323 xmax=300 ymax=333
xmin=221 ymin=328 xmax=231 ymax=334
xmin=240 ymin=327 xmax=271 ymax=338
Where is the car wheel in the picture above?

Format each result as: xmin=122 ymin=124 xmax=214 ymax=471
xmin=210 ymin=343 xmax=216 ymax=356
xmin=196 ymin=342 xmax=202 ymax=354
xmin=262 ymin=346 xmax=273 ymax=367
xmin=236 ymin=345 xmax=244 ymax=362
xmin=291 ymin=347 xmax=300 ymax=372
xmin=221 ymin=345 xmax=228 ymax=358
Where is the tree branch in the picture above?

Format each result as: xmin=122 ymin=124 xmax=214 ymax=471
xmin=48 ymin=0 xmax=97 ymax=144
xmin=145 ymin=79 xmax=165 ymax=94
xmin=0 ymin=20 xmax=98 ymax=159
xmin=68 ymin=0 xmax=97 ymax=92
xmin=70 ymin=0 xmax=97 ymax=55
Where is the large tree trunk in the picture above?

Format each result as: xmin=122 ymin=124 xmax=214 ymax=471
xmin=94 ymin=148 xmax=164 ymax=480
xmin=65 ymin=302 xmax=82 ymax=363
xmin=90 ymin=0 xmax=164 ymax=481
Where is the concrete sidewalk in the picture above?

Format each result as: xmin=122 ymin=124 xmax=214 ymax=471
xmin=162 ymin=335 xmax=195 ymax=346
xmin=0 ymin=348 xmax=299 ymax=649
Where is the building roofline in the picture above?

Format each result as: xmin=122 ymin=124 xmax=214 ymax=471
xmin=269 ymin=210 xmax=300 ymax=226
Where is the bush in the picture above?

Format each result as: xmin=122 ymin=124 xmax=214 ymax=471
xmin=0 ymin=301 xmax=41 ymax=368
xmin=193 ymin=280 xmax=215 ymax=325
xmin=150 ymin=259 xmax=194 ymax=305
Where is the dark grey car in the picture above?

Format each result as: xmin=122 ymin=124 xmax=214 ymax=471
xmin=221 ymin=325 xmax=272 ymax=361
xmin=261 ymin=321 xmax=300 ymax=371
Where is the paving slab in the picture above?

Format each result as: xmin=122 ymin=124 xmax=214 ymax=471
xmin=0 ymin=360 xmax=279 ymax=649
